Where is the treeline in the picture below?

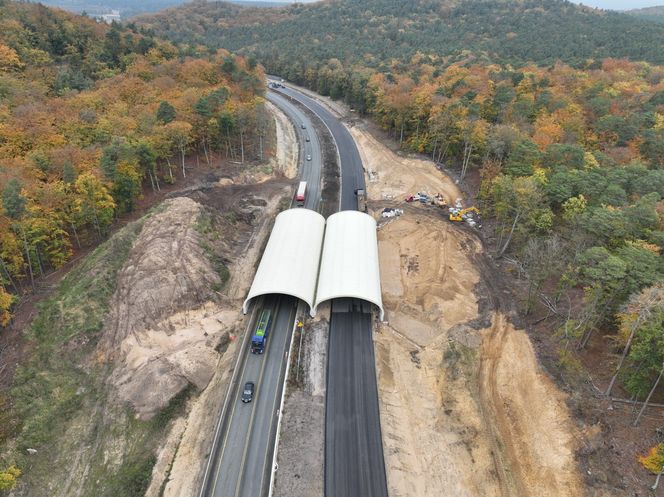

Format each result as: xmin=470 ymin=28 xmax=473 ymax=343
xmin=0 ymin=1 xmax=267 ymax=326
xmin=135 ymin=0 xmax=664 ymax=69
xmin=627 ymin=6 xmax=664 ymax=24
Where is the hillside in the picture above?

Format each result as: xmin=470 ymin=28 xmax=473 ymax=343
xmin=0 ymin=0 xmax=267 ymax=322
xmin=627 ymin=5 xmax=664 ymax=23
xmin=135 ymin=0 xmax=664 ymax=70
xmin=37 ymin=0 xmax=189 ymax=17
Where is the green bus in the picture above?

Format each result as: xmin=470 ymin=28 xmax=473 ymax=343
xmin=251 ymin=310 xmax=272 ymax=353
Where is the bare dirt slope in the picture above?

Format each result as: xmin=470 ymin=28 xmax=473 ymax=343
xmin=354 ymin=124 xmax=587 ymax=497
xmin=350 ymin=123 xmax=462 ymax=203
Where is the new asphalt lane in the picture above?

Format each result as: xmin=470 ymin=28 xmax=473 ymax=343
xmin=276 ymin=87 xmax=388 ymax=497
xmin=326 ymin=299 xmax=389 ymax=497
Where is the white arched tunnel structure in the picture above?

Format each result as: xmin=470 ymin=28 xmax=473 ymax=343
xmin=242 ymin=209 xmax=325 ymax=315
xmin=242 ymin=209 xmax=384 ymax=320
xmin=313 ymin=211 xmax=384 ymax=319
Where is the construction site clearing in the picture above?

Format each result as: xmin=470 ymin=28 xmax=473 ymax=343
xmin=382 ymin=191 xmax=482 ymax=228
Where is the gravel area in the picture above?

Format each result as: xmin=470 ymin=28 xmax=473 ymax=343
xmin=273 ymin=312 xmax=329 ymax=497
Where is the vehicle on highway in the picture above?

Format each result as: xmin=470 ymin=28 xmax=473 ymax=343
xmin=305 ymin=136 xmax=310 ymax=142
xmin=296 ymin=181 xmax=307 ymax=206
xmin=355 ymin=188 xmax=367 ymax=213
xmin=251 ymin=309 xmax=272 ymax=354
xmin=301 ymin=123 xmax=306 ymax=129
xmin=306 ymin=154 xmax=312 ymax=161
xmin=241 ymin=382 xmax=255 ymax=403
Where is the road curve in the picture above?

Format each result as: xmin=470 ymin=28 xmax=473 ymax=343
xmin=276 ymin=86 xmax=365 ymax=211
xmin=267 ymin=91 xmax=323 ymax=211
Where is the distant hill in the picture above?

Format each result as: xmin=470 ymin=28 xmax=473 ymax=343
xmin=626 ymin=5 xmax=664 ymax=23
xmin=37 ymin=0 xmax=190 ymax=18
xmin=228 ymin=0 xmax=290 ymax=7
xmin=135 ymin=0 xmax=664 ymax=70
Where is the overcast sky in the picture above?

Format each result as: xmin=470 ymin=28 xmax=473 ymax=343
xmin=567 ymin=0 xmax=662 ymax=9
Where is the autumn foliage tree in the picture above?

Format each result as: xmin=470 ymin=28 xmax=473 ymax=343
xmin=0 ymin=2 xmax=267 ymax=325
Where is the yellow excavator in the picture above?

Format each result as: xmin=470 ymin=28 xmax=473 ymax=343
xmin=449 ymin=206 xmax=481 ymax=225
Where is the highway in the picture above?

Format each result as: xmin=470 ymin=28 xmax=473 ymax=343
xmin=201 ymin=86 xmax=327 ymax=497
xmin=267 ymin=91 xmax=322 ymax=211
xmin=209 ymin=295 xmax=296 ymax=497
xmin=274 ymin=86 xmax=389 ymax=497
xmin=277 ymin=86 xmax=365 ymax=210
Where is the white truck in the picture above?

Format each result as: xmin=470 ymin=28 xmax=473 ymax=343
xmin=295 ymin=181 xmax=307 ymax=206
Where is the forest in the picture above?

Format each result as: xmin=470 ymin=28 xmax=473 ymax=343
xmin=627 ymin=6 xmax=664 ymax=24
xmin=136 ymin=0 xmax=664 ymax=68
xmin=299 ymin=55 xmax=664 ymax=406
xmin=0 ymin=1 xmax=267 ymax=328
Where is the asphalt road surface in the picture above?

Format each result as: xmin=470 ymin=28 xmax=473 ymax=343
xmin=277 ymin=86 xmax=365 ymax=211
xmin=276 ymin=86 xmax=388 ymax=497
xmin=267 ymin=91 xmax=322 ymax=211
xmin=202 ymin=88 xmax=325 ymax=497
xmin=326 ymin=300 xmax=388 ymax=497
xmin=209 ymin=295 xmax=297 ymax=497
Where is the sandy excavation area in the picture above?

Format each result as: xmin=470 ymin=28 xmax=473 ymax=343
xmin=349 ymin=121 xmax=587 ymax=497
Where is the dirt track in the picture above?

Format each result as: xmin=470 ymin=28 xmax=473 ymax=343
xmin=348 ymin=120 xmax=587 ymax=497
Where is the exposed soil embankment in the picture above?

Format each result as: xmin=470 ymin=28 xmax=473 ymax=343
xmin=350 ymin=121 xmax=587 ymax=497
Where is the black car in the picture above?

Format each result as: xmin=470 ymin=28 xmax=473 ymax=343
xmin=241 ymin=382 xmax=255 ymax=403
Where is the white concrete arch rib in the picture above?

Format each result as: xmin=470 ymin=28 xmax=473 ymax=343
xmin=242 ymin=209 xmax=326 ymax=315
xmin=314 ymin=211 xmax=384 ymax=320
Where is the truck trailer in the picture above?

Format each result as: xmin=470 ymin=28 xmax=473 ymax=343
xmin=251 ymin=309 xmax=272 ymax=354
xmin=355 ymin=188 xmax=367 ymax=213
xmin=295 ymin=181 xmax=307 ymax=206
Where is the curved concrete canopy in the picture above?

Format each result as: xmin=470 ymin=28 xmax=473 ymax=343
xmin=242 ymin=209 xmax=325 ymax=315
xmin=313 ymin=211 xmax=384 ymax=320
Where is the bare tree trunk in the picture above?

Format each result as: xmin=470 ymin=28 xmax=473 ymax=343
xmin=652 ymin=468 xmax=664 ymax=491
xmin=634 ymin=361 xmax=664 ymax=426
xmin=0 ymin=259 xmax=19 ymax=294
xmin=180 ymin=148 xmax=186 ymax=178
xmin=461 ymin=142 xmax=473 ymax=180
xmin=606 ymin=321 xmax=642 ymax=396
xmin=259 ymin=134 xmax=263 ymax=161
xmin=240 ymin=129 xmax=245 ymax=164
xmin=148 ymin=170 xmax=156 ymax=193
xmin=20 ymin=227 xmax=35 ymax=291
xmin=498 ymin=211 xmax=521 ymax=258
xmin=203 ymin=140 xmax=210 ymax=165
xmin=70 ymin=222 xmax=81 ymax=249
xmin=166 ymin=157 xmax=174 ymax=183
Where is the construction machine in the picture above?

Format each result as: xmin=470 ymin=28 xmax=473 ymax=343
xmin=449 ymin=206 xmax=481 ymax=227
